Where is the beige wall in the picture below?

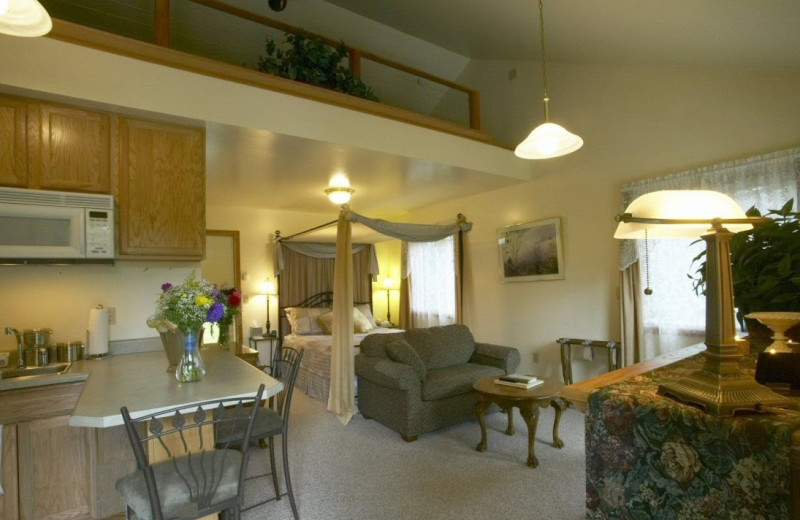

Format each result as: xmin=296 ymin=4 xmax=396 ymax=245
xmin=406 ymin=61 xmax=800 ymax=381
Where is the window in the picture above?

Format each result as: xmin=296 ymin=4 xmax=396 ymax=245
xmin=407 ymin=235 xmax=456 ymax=327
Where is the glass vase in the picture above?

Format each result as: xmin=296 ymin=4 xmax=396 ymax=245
xmin=175 ymin=329 xmax=206 ymax=383
xmin=217 ymin=322 xmax=231 ymax=350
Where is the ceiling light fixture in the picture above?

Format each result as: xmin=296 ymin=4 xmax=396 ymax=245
xmin=514 ymin=0 xmax=583 ymax=160
xmin=0 ymin=0 xmax=52 ymax=37
xmin=325 ymin=174 xmax=354 ymax=205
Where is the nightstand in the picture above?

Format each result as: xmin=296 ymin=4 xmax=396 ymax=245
xmin=249 ymin=334 xmax=280 ymax=370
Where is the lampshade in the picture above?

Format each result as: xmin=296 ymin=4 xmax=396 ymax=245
xmin=0 ymin=0 xmax=52 ymax=37
xmin=614 ymin=190 xmax=752 ymax=239
xmin=514 ymin=122 xmax=584 ymax=159
xmin=382 ymin=277 xmax=394 ymax=290
xmin=259 ymin=279 xmax=276 ymax=295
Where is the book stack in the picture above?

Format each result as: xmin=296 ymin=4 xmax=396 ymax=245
xmin=494 ymin=374 xmax=544 ymax=389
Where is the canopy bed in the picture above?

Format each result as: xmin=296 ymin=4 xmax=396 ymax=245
xmin=274 ymin=207 xmax=472 ymax=424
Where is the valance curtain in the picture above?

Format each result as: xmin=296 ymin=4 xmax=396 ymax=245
xmin=619 ymin=146 xmax=800 ymax=364
xmin=329 ymin=208 xmax=472 ymax=425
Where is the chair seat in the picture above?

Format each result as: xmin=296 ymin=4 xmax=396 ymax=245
xmin=216 ymin=407 xmax=283 ymax=446
xmin=115 ymin=449 xmax=243 ymax=520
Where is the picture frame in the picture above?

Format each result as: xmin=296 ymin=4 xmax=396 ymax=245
xmin=498 ymin=217 xmax=564 ymax=282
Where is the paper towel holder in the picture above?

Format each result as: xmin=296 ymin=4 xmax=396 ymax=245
xmin=86 ymin=304 xmax=110 ymax=359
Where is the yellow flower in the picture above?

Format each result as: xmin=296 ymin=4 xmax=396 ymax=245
xmin=195 ymin=295 xmax=213 ymax=307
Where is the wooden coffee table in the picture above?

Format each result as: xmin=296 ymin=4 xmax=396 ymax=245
xmin=473 ymin=376 xmax=565 ymax=467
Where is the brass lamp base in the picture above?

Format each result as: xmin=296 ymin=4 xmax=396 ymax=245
xmin=659 ymin=369 xmax=796 ymax=417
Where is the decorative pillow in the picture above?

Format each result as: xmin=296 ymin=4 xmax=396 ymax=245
xmin=386 ymin=339 xmax=426 ymax=381
xmin=355 ymin=303 xmax=378 ymax=329
xmin=353 ymin=307 xmax=374 ymax=333
xmin=317 ymin=311 xmax=334 ymax=335
xmin=316 ymin=308 xmax=374 ymax=334
xmin=285 ymin=306 xmax=329 ymax=335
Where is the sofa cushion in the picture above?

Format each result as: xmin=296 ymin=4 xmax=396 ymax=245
xmin=359 ymin=331 xmax=405 ymax=359
xmin=422 ymin=363 xmax=504 ymax=401
xmin=404 ymin=324 xmax=475 ymax=370
xmin=386 ymin=339 xmax=427 ymax=381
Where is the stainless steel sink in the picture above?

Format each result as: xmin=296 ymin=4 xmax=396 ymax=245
xmin=0 ymin=362 xmax=72 ymax=379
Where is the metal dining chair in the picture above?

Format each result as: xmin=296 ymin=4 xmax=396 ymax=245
xmin=216 ymin=346 xmax=304 ymax=519
xmin=115 ymin=384 xmax=265 ymax=520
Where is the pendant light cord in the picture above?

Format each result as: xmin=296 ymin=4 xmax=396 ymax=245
xmin=539 ymin=0 xmax=551 ymax=122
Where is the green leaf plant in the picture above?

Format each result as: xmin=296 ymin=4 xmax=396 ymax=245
xmin=257 ymin=32 xmax=378 ymax=101
xmin=689 ymin=199 xmax=800 ymax=327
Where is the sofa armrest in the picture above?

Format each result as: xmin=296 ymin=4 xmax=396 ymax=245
xmin=355 ymin=354 xmax=420 ymax=392
xmin=471 ymin=343 xmax=521 ymax=373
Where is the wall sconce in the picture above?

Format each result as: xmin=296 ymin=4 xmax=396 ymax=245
xmin=259 ymin=279 xmax=277 ymax=335
xmin=325 ymin=174 xmax=355 ymax=205
xmin=383 ymin=277 xmax=395 ymax=324
xmin=0 ymin=0 xmax=52 ymax=37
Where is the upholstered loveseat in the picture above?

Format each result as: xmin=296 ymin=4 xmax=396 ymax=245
xmin=354 ymin=324 xmax=521 ymax=441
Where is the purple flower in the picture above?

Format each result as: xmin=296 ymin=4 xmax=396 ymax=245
xmin=161 ymin=283 xmax=173 ymax=292
xmin=207 ymin=302 xmax=225 ymax=323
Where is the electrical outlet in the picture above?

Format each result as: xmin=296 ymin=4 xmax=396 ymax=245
xmin=533 ymin=352 xmax=539 ymax=363
xmin=108 ymin=307 xmax=116 ymax=325
xmin=508 ymin=68 xmax=517 ymax=80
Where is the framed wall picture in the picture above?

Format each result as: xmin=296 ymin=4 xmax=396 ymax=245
xmin=498 ymin=217 xmax=564 ymax=282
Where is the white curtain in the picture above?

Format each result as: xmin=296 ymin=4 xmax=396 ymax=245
xmin=407 ymin=236 xmax=456 ymax=327
xmin=620 ymin=146 xmax=800 ymax=361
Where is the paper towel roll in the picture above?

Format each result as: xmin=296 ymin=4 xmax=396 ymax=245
xmin=87 ymin=306 xmax=109 ymax=357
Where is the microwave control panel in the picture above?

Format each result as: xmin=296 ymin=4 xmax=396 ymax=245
xmin=85 ymin=208 xmax=115 ymax=258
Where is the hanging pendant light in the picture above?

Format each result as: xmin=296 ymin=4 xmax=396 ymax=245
xmin=0 ymin=0 xmax=52 ymax=37
xmin=515 ymin=0 xmax=582 ymax=160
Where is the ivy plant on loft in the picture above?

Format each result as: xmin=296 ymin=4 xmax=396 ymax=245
xmin=257 ymin=32 xmax=378 ymax=101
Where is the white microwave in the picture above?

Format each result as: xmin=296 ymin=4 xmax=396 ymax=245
xmin=0 ymin=187 xmax=115 ymax=264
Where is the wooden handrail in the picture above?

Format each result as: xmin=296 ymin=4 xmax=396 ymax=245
xmin=182 ymin=0 xmax=480 ymax=129
xmin=46 ymin=19 xmax=500 ymax=146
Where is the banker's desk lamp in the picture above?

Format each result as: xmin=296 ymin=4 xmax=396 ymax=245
xmin=614 ymin=190 xmax=794 ymax=416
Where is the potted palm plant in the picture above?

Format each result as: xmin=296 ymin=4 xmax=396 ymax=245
xmin=690 ymin=199 xmax=800 ymax=347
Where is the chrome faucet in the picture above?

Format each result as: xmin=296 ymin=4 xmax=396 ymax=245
xmin=4 ymin=327 xmax=24 ymax=368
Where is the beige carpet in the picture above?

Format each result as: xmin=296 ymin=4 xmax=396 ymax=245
xmin=242 ymin=390 xmax=586 ymax=520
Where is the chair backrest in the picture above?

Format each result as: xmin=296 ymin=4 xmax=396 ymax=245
xmin=119 ymin=384 xmax=265 ymax=520
xmin=268 ymin=346 xmax=304 ymax=428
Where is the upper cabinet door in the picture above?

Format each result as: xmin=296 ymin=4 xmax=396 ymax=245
xmin=33 ymin=102 xmax=111 ymax=193
xmin=117 ymin=117 xmax=205 ymax=259
xmin=0 ymin=95 xmax=28 ymax=188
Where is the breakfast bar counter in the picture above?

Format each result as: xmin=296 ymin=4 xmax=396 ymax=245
xmin=69 ymin=347 xmax=282 ymax=427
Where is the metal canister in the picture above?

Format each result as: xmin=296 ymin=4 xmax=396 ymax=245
xmin=56 ymin=342 xmax=69 ymax=362
xmin=24 ymin=348 xmax=37 ymax=366
xmin=37 ymin=347 xmax=48 ymax=366
xmin=68 ymin=341 xmax=84 ymax=361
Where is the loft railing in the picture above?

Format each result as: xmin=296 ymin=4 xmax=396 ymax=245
xmin=42 ymin=0 xmax=490 ymax=143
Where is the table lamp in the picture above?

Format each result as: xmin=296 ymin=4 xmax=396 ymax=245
xmin=614 ymin=190 xmax=794 ymax=416
xmin=383 ymin=277 xmax=395 ymax=324
xmin=260 ymin=279 xmax=277 ymax=335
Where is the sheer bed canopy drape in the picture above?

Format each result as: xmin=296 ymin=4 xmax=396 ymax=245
xmin=329 ymin=208 xmax=472 ymax=425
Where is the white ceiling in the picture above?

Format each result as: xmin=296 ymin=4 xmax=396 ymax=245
xmin=207 ymin=0 xmax=800 ymax=220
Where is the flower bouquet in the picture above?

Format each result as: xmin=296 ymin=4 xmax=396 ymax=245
xmin=214 ymin=287 xmax=242 ymax=350
xmin=147 ymin=272 xmax=224 ymax=382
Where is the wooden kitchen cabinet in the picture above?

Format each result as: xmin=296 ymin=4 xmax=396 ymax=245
xmin=116 ymin=116 xmax=205 ymax=260
xmin=0 ymin=382 xmax=90 ymax=520
xmin=0 ymin=95 xmax=28 ymax=188
xmin=32 ymin=102 xmax=111 ymax=193
xmin=0 ymin=94 xmax=111 ymax=194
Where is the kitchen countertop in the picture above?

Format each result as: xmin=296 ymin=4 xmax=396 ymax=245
xmin=67 ymin=347 xmax=282 ymax=428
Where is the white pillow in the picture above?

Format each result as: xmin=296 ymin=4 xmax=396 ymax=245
xmin=285 ymin=307 xmax=330 ymax=335
xmin=355 ymin=303 xmax=378 ymax=329
xmin=316 ymin=308 xmax=374 ymax=334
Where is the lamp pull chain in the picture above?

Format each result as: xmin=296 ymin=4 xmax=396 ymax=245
xmin=644 ymin=229 xmax=653 ymax=295
xmin=539 ymin=0 xmax=550 ymax=122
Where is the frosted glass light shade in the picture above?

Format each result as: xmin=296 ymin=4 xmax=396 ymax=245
xmin=614 ymin=190 xmax=752 ymax=239
xmin=514 ymin=122 xmax=583 ymax=159
xmin=0 ymin=0 xmax=51 ymax=37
